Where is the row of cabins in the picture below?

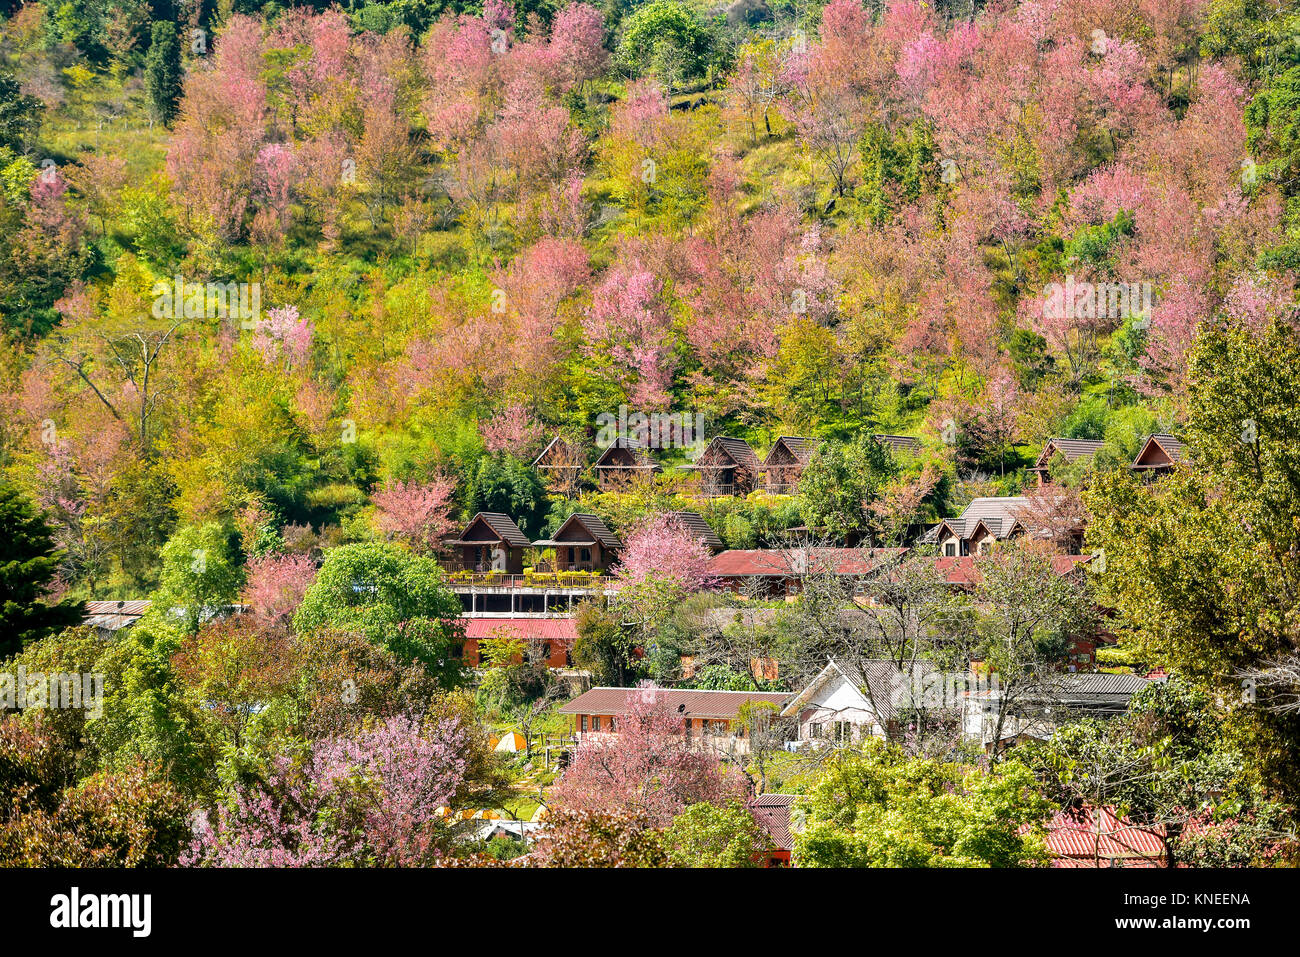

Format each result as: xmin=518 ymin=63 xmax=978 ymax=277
xmin=534 ymin=434 xmax=923 ymax=497
xmin=536 ymin=431 xmax=1185 ymax=498
xmin=1028 ymin=433 xmax=1185 ymax=485
xmin=446 ymin=509 xmax=722 ymax=577
xmin=452 ymin=429 xmax=1187 ymax=581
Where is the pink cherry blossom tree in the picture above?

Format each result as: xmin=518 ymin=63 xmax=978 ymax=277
xmin=547 ymin=685 xmax=747 ymax=827
xmin=183 ymin=715 xmax=469 ymax=867
xmin=371 ymin=476 xmax=457 ymax=554
xmin=242 ymin=553 xmax=319 ymax=629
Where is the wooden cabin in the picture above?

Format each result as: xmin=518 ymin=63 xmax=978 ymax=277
xmin=592 ymin=439 xmax=659 ymax=490
xmin=689 ymin=436 xmax=761 ymax=497
xmin=448 ymin=512 xmax=530 ymax=573
xmin=662 ymin=510 xmax=725 ymax=553
xmin=530 ymin=436 xmax=584 ymax=491
xmin=1131 ymin=434 xmax=1184 ymax=476
xmin=761 ymin=436 xmax=818 ymax=494
xmin=1028 ymin=438 xmax=1104 ymax=486
xmin=922 ymin=497 xmax=1031 ymax=557
xmin=533 ymin=513 xmax=622 ymax=572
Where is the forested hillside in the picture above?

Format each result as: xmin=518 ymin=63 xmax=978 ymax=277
xmin=3 ymin=0 xmax=1300 ymax=875
xmin=0 ymin=0 xmax=1294 ymax=580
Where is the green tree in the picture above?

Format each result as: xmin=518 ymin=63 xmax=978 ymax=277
xmin=13 ymin=618 xmax=218 ymax=798
xmin=1083 ymin=316 xmax=1300 ymax=797
xmin=469 ymin=454 xmax=546 ymax=538
xmin=0 ymin=719 xmax=189 ymax=867
xmin=797 ymin=434 xmax=898 ymax=541
xmin=1025 ymin=679 xmax=1292 ymax=867
xmin=293 ymin=542 xmax=467 ymax=686
xmin=0 ymin=482 xmax=83 ymax=660
xmin=0 ymin=72 xmax=44 ymax=152
xmin=663 ymin=800 xmax=766 ymax=867
xmin=154 ymin=523 xmax=243 ymax=634
xmin=145 ymin=21 xmax=184 ymax=127
xmin=794 ymin=740 xmax=1054 ymax=867
xmin=571 ymin=599 xmax=642 ymax=686
xmin=616 ymin=1 xmax=716 ymax=88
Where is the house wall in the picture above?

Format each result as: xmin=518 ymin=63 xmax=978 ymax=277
xmin=552 ymin=535 xmax=614 ymax=571
xmin=796 ymin=673 xmax=884 ymax=741
xmin=569 ymin=713 xmax=752 ymax=753
xmin=464 ymin=638 xmax=572 ymax=668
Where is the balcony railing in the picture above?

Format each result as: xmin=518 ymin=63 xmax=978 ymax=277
xmin=443 ymin=568 xmax=611 ymax=589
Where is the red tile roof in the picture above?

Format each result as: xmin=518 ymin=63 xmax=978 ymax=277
xmin=1036 ymin=806 xmax=1166 ymax=867
xmin=706 ymin=550 xmax=1088 ymax=582
xmin=751 ymin=794 xmax=796 ymax=852
xmin=708 ymin=547 xmax=908 ymax=577
xmin=935 ymin=554 xmax=1091 ymax=585
xmin=558 ymin=686 xmax=789 ymax=719
xmin=463 ymin=617 xmax=577 ymax=641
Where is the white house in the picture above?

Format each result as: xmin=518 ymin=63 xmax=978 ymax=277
xmin=780 ymin=658 xmax=942 ymax=744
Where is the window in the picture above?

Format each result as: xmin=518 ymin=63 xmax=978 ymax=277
xmin=834 ymin=721 xmax=853 ymax=742
xmin=591 ymin=715 xmax=601 ymax=732
xmin=580 ymin=715 xmax=587 ymax=732
xmin=810 ymin=722 xmax=823 ymax=739
xmin=580 ymin=547 xmax=591 ymax=563
xmin=944 ymin=541 xmax=957 ymax=557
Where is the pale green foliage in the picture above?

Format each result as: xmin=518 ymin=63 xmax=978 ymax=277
xmin=794 ymin=740 xmax=1053 ymax=868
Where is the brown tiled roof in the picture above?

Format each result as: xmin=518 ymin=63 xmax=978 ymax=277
xmin=762 ymin=436 xmax=818 ymax=466
xmin=593 ymin=439 xmax=658 ymax=469
xmin=921 ymin=496 xmax=1031 ymax=543
xmin=751 ymin=794 xmax=796 ymax=852
xmin=663 ymin=511 xmax=724 ymax=551
xmin=535 ymin=513 xmax=621 ymax=550
xmin=558 ymin=686 xmax=789 ymax=719
xmin=453 ymin=512 xmax=531 ymax=548
xmin=1132 ymin=433 xmax=1185 ymax=469
xmin=873 ymin=434 xmax=923 ymax=454
xmin=697 ymin=436 xmax=761 ymax=471
xmin=1035 ymin=438 xmax=1104 ymax=468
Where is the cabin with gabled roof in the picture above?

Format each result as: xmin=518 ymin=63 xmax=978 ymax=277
xmin=448 ymin=512 xmax=530 ymax=573
xmin=662 ymin=510 xmax=725 ymax=552
xmin=592 ymin=438 xmax=659 ymax=490
xmin=1131 ymin=434 xmax=1184 ymax=476
xmin=921 ymin=497 xmax=1032 ymax=557
xmin=530 ymin=436 xmax=585 ymax=490
xmin=532 ymin=512 xmax=622 ymax=572
xmin=688 ymin=436 xmax=761 ymax=497
xmin=1028 ymin=437 xmax=1105 ymax=485
xmin=762 ymin=436 xmax=818 ymax=494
